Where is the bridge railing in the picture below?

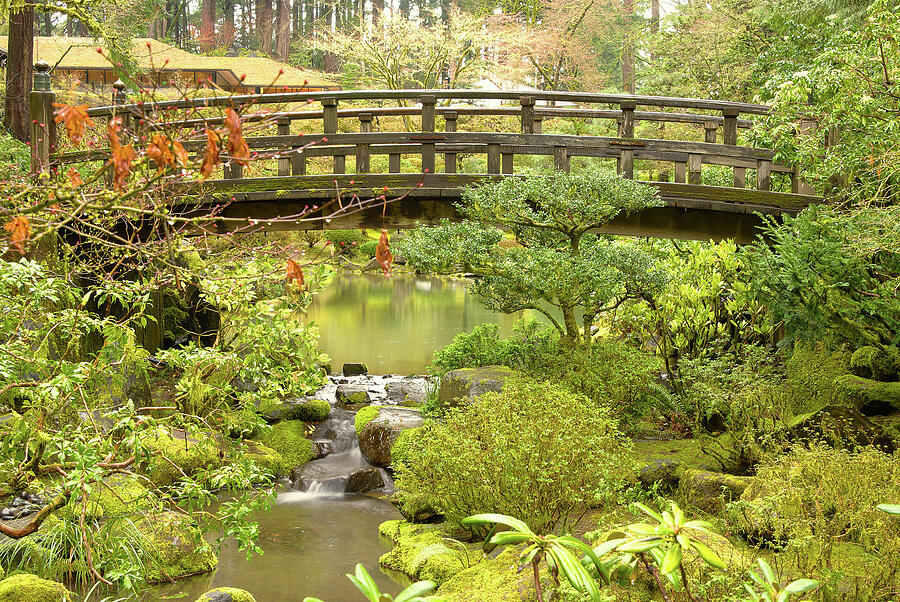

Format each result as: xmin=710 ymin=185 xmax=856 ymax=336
xmin=31 ymin=62 xmax=814 ymax=197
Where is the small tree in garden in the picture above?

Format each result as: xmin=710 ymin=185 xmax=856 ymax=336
xmin=397 ymin=171 xmax=667 ymax=345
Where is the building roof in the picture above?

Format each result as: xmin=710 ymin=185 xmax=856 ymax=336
xmin=0 ymin=36 xmax=338 ymax=89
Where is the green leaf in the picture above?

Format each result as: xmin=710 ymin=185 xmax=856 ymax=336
xmin=489 ymin=532 xmax=534 ymax=547
xmin=592 ymin=537 xmax=627 ymax=558
xmin=758 ymin=558 xmax=776 ymax=583
xmin=876 ymin=503 xmax=900 ymax=515
xmin=462 ymin=513 xmax=534 ymax=535
xmin=691 ymin=540 xmax=726 ymax=570
xmin=395 ymin=581 xmax=438 ymax=602
xmin=662 ymin=542 xmax=683 ymax=574
xmin=784 ymin=579 xmax=819 ymax=594
xmin=347 ymin=564 xmax=381 ymax=602
xmin=627 ymin=523 xmax=658 ymax=536
xmin=616 ymin=537 xmax=663 ymax=554
xmin=632 ymin=502 xmax=665 ymax=524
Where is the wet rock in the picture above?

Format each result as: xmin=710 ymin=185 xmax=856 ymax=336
xmin=677 ymin=469 xmax=752 ymax=514
xmin=312 ymin=440 xmax=334 ymax=459
xmin=438 ymin=366 xmax=514 ymax=409
xmin=194 ymin=588 xmax=257 ymax=602
xmin=343 ymin=362 xmax=369 ymax=376
xmin=386 ymin=381 xmax=427 ymax=406
xmin=345 ymin=467 xmax=385 ymax=493
xmin=335 ymin=385 xmax=372 ymax=407
xmin=76 ymin=409 xmax=116 ymax=433
xmin=263 ymin=397 xmax=331 ymax=423
xmin=358 ymin=407 xmax=424 ymax=468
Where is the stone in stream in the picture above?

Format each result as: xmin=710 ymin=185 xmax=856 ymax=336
xmin=262 ymin=397 xmax=332 ymax=423
xmin=194 ymin=587 xmax=257 ymax=602
xmin=386 ymin=380 xmax=427 ymax=406
xmin=343 ymin=362 xmax=369 ymax=376
xmin=311 ymin=440 xmax=334 ymax=459
xmin=357 ymin=407 xmax=424 ymax=468
xmin=335 ymin=385 xmax=372 ymax=407
xmin=345 ymin=466 xmax=385 ymax=493
xmin=438 ymin=365 xmax=514 ymax=409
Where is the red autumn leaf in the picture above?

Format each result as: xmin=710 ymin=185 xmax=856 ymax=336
xmin=286 ymin=258 xmax=305 ymax=290
xmin=107 ymin=119 xmax=135 ymax=190
xmin=200 ymin=128 xmax=221 ymax=179
xmin=68 ymin=166 xmax=82 ymax=187
xmin=224 ymin=107 xmax=250 ymax=167
xmin=147 ymin=133 xmax=188 ymax=172
xmin=53 ymin=103 xmax=94 ymax=145
xmin=375 ymin=228 xmax=394 ymax=278
xmin=4 ymin=216 xmax=31 ymax=254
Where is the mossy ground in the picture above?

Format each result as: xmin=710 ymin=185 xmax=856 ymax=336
xmin=0 ymin=573 xmax=73 ymax=602
xmin=140 ymin=427 xmax=223 ymax=487
xmin=137 ymin=512 xmax=218 ymax=583
xmin=378 ymin=519 xmax=476 ymax=586
xmin=74 ymin=473 xmax=155 ymax=519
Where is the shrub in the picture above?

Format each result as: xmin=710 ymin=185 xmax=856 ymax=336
xmin=394 ymin=378 xmax=634 ymax=534
xmin=430 ymin=323 xmax=510 ymax=372
xmin=358 ymin=240 xmax=378 ymax=258
xmin=324 ymin=229 xmax=368 ymax=253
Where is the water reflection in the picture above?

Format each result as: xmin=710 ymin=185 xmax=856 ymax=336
xmin=305 ymin=273 xmax=538 ymax=375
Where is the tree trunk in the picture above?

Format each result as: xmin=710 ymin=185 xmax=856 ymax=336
xmin=42 ymin=12 xmax=51 ymax=36
xmin=650 ymin=0 xmax=659 ymax=61
xmin=292 ymin=0 xmax=301 ymax=38
xmin=4 ymin=5 xmax=34 ymax=143
xmin=223 ymin=0 xmax=235 ymax=46
xmin=257 ymin=0 xmax=273 ymax=54
xmin=65 ymin=15 xmax=72 ymax=35
xmin=276 ymin=0 xmax=291 ymax=60
xmin=200 ymin=0 xmax=216 ymax=50
xmin=621 ymin=0 xmax=635 ymax=94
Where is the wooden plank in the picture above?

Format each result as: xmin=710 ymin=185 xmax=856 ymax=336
xmin=675 ymin=162 xmax=686 ymax=183
xmin=688 ymin=153 xmax=702 ymax=185
xmin=389 ymin=153 xmax=401 ymax=173
xmin=620 ymin=101 xmax=636 ymax=138
xmin=554 ymin=146 xmax=570 ymax=172
xmin=502 ymin=153 xmax=514 ymax=174
xmin=444 ymin=111 xmax=458 ymax=174
xmin=291 ymin=150 xmax=306 ymax=175
xmin=487 ymin=144 xmax=501 ymax=174
xmin=757 ymin=160 xmax=772 ymax=191
xmin=619 ymin=149 xmax=634 ymax=179
xmin=277 ymin=117 xmax=291 ymax=176
xmin=520 ymin=95 xmax=535 ymax=134
xmin=733 ymin=167 xmax=746 ymax=189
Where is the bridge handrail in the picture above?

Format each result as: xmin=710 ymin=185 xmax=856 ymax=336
xmin=82 ymin=88 xmax=771 ymax=118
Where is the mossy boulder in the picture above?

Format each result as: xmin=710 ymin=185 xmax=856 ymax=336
xmin=194 ymin=587 xmax=257 ymax=602
xmin=786 ymin=342 xmax=852 ymax=413
xmin=386 ymin=380 xmax=427 ymax=406
xmin=254 ymin=420 xmax=314 ymax=473
xmin=354 ymin=405 xmax=380 ymax=436
xmin=378 ymin=520 xmax=473 ymax=586
xmin=261 ymin=397 xmax=331 ymax=423
xmin=789 ymin=405 xmax=895 ymax=451
xmin=241 ymin=439 xmax=286 ymax=476
xmin=78 ymin=474 xmax=154 ymax=519
xmin=137 ymin=512 xmax=218 ymax=583
xmin=438 ymin=366 xmax=514 ymax=409
xmin=850 ymin=346 xmax=900 ymax=381
xmin=833 ymin=374 xmax=900 ymax=415
xmin=343 ymin=362 xmax=368 ymax=376
xmin=633 ymin=438 xmax=715 ymax=490
xmin=0 ymin=574 xmax=73 ymax=601
xmin=677 ymin=469 xmax=752 ymax=514
xmin=141 ymin=427 xmax=223 ymax=487
xmin=335 ymin=385 xmax=371 ymax=407
xmin=358 ymin=407 xmax=424 ymax=468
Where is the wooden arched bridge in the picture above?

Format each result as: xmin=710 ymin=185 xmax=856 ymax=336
xmin=30 ymin=70 xmax=822 ymax=242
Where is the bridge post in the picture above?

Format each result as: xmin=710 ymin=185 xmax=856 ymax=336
xmin=554 ymin=146 xmax=569 ymax=172
xmin=757 ymin=159 xmax=772 ymax=191
xmin=443 ymin=111 xmax=457 ymax=173
xmin=688 ymin=153 xmax=702 ymax=184
xmin=322 ymin=97 xmax=344 ymax=174
xmin=722 ymin=107 xmax=745 ymax=188
xmin=675 ymin=161 xmax=686 ymax=183
xmin=277 ymin=117 xmax=291 ymax=176
xmin=703 ymin=121 xmax=718 ymax=144
xmin=792 ymin=116 xmax=817 ymax=195
xmin=618 ymin=149 xmax=634 ymax=179
xmin=29 ymin=61 xmax=55 ymax=174
xmin=533 ymin=114 xmax=544 ymax=134
xmin=620 ymin=101 xmax=636 ymax=138
xmin=357 ymin=112 xmax=372 ymax=173
xmin=487 ymin=144 xmax=501 ymax=174
xmin=520 ymin=96 xmax=535 ymax=134
xmin=420 ymin=95 xmax=436 ymax=174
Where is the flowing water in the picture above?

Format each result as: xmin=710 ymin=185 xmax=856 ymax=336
xmin=306 ymin=273 xmax=542 ymax=374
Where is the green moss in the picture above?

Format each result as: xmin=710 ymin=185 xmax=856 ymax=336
xmin=633 ymin=438 xmax=711 ymax=469
xmin=0 ymin=574 xmax=73 ymax=601
xmin=241 ymin=439 xmax=286 ymax=476
xmin=676 ymin=469 xmax=752 ymax=514
xmin=342 ymin=391 xmax=370 ymax=406
xmin=77 ymin=474 xmax=154 ymax=519
xmin=141 ymin=427 xmax=223 ymax=487
xmin=851 ymin=346 xmax=900 ymax=381
xmin=378 ymin=520 xmax=473 ymax=586
xmin=355 ymin=406 xmax=380 ymax=436
xmin=786 ymin=341 xmax=852 ymax=413
xmin=833 ymin=374 xmax=900 ymax=413
xmin=390 ymin=427 xmax=421 ymax=469
xmin=289 ymin=398 xmax=331 ymax=421
xmin=194 ymin=587 xmax=257 ymax=602
xmin=254 ymin=420 xmax=313 ymax=473
xmin=137 ymin=512 xmax=218 ymax=583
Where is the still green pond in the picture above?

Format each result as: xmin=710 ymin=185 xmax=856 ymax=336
xmin=306 ymin=273 xmax=540 ymax=374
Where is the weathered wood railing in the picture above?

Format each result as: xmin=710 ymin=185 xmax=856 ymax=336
xmin=31 ymin=61 xmax=818 ymax=211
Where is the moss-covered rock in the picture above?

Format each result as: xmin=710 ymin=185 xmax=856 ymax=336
xmin=378 ymin=520 xmax=473 ymax=586
xmin=437 ymin=366 xmax=514 ymax=409
xmin=254 ymin=420 xmax=314 ymax=473
xmin=78 ymin=473 xmax=154 ymax=519
xmin=677 ymin=469 xmax=752 ymax=514
xmin=241 ymin=439 xmax=286 ymax=476
xmin=137 ymin=512 xmax=218 ymax=583
xmin=261 ymin=397 xmax=331 ymax=423
xmin=141 ymin=427 xmax=223 ymax=487
xmin=850 ymin=346 xmax=900 ymax=381
xmin=335 ymin=386 xmax=371 ymax=408
xmin=632 ymin=438 xmax=715 ymax=490
xmin=354 ymin=405 xmax=380 ymax=436
xmin=343 ymin=362 xmax=368 ymax=376
xmin=194 ymin=587 xmax=257 ymax=602
xmin=789 ymin=405 xmax=895 ymax=451
xmin=833 ymin=374 xmax=900 ymax=414
xmin=786 ymin=342 xmax=852 ymax=413
xmin=358 ymin=407 xmax=424 ymax=468
xmin=0 ymin=574 xmax=73 ymax=601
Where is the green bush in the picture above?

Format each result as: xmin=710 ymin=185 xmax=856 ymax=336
xmin=358 ymin=240 xmax=378 ymax=258
xmin=325 ymin=229 xmax=368 ymax=253
xmin=394 ymin=378 xmax=634 ymax=534
xmin=430 ymin=323 xmax=511 ymax=372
